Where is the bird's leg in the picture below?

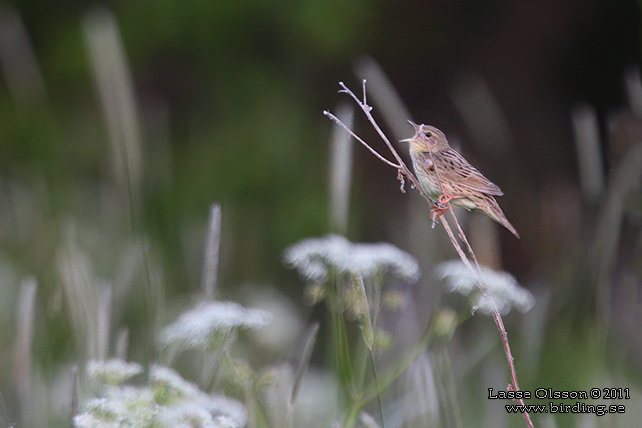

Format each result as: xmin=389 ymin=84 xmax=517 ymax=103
xmin=430 ymin=204 xmax=449 ymax=227
xmin=430 ymin=193 xmax=464 ymax=228
xmin=438 ymin=193 xmax=464 ymax=206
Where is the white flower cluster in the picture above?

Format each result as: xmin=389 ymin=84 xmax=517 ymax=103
xmin=284 ymin=234 xmax=420 ymax=284
xmin=436 ymin=260 xmax=535 ymax=315
xmin=160 ymin=301 xmax=272 ymax=349
xmin=75 ymin=360 xmax=246 ymax=428
xmin=151 ymin=365 xmax=247 ymax=427
xmin=76 ymin=386 xmax=156 ymax=428
xmin=86 ymin=359 xmax=143 ymax=385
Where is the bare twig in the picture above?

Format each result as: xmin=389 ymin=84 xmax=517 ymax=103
xmin=325 ymin=84 xmax=430 ymax=200
xmin=448 ymin=208 xmax=532 ymax=428
xmin=324 ymin=111 xmax=399 ymax=169
xmin=439 ymin=217 xmax=474 ymax=273
xmin=338 ymin=81 xmax=410 ymax=172
xmin=325 ymin=80 xmax=534 ymax=428
xmin=354 ymin=56 xmax=414 ymax=142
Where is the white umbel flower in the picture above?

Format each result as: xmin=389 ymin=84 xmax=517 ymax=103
xmin=436 ymin=260 xmax=534 ymax=315
xmin=86 ymin=359 xmax=143 ymax=385
xmin=284 ymin=234 xmax=420 ymax=283
xmin=77 ymin=386 xmax=156 ymax=427
xmin=160 ymin=301 xmax=272 ymax=349
xmin=75 ymin=363 xmax=247 ymax=428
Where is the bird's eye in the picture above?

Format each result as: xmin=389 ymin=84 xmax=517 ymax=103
xmin=424 ymin=131 xmax=432 ymax=138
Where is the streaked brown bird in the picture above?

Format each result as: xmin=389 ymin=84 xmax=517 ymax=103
xmin=401 ymin=121 xmax=520 ymax=238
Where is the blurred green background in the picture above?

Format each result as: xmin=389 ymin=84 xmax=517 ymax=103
xmin=0 ymin=0 xmax=641 ymax=426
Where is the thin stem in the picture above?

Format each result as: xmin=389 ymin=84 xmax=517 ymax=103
xmin=291 ymin=323 xmax=320 ymax=406
xmin=332 ymin=308 xmax=355 ymax=397
xmin=331 ymin=83 xmax=437 ymax=204
xmin=343 ymin=402 xmax=364 ymax=428
xmin=369 ymin=349 xmax=384 ymax=428
xmin=287 ymin=323 xmax=320 ymax=428
xmin=337 ymin=82 xmax=411 ymax=174
xmin=440 ymin=216 xmax=474 ymax=273
xmin=327 ymin=80 xmax=534 ymax=428
xmin=324 ymin=111 xmax=400 ymax=168
xmin=450 ymin=209 xmax=482 ymax=272
xmin=354 ymin=273 xmax=384 ymax=427
xmin=354 ymin=338 xmax=370 ymax=392
xmin=447 ymin=209 xmax=533 ymax=428
xmin=244 ymin=384 xmax=257 ymax=428
xmin=363 ymin=320 xmax=435 ymax=402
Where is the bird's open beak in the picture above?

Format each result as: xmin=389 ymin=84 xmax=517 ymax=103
xmin=400 ymin=120 xmax=420 ymax=142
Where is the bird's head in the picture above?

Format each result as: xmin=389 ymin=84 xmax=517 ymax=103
xmin=401 ymin=121 xmax=449 ymax=152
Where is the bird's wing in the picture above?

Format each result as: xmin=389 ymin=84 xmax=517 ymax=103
xmin=433 ymin=149 xmax=503 ymax=196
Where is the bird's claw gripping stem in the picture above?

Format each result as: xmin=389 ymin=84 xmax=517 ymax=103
xmin=430 ymin=194 xmax=464 ymax=228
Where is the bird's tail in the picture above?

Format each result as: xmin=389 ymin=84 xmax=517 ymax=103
xmin=481 ymin=195 xmax=520 ymax=239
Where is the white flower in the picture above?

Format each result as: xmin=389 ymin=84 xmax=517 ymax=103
xmin=160 ymin=301 xmax=272 ymax=349
xmin=157 ymin=402 xmax=218 ymax=427
xmin=76 ymin=364 xmax=247 ymax=428
xmin=151 ymin=364 xmax=203 ymax=399
xmin=151 ymin=365 xmax=247 ymax=427
xmin=87 ymin=359 xmax=143 ymax=385
xmin=79 ymin=386 xmax=157 ymax=426
xmin=284 ymin=235 xmax=420 ymax=283
xmin=204 ymin=395 xmax=247 ymax=428
xmin=74 ymin=412 xmax=118 ymax=428
xmin=436 ymin=260 xmax=534 ymax=315
xmin=151 ymin=365 xmax=246 ymax=428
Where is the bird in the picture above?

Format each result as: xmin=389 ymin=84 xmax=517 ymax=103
xmin=401 ymin=121 xmax=520 ymax=239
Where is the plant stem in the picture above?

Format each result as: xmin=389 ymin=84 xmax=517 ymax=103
xmin=343 ymin=400 xmax=364 ymax=428
xmin=326 ymin=80 xmax=535 ymax=428
xmin=369 ymin=348 xmax=384 ymax=428
xmin=363 ymin=320 xmax=435 ymax=402
xmin=332 ymin=308 xmax=355 ymax=397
